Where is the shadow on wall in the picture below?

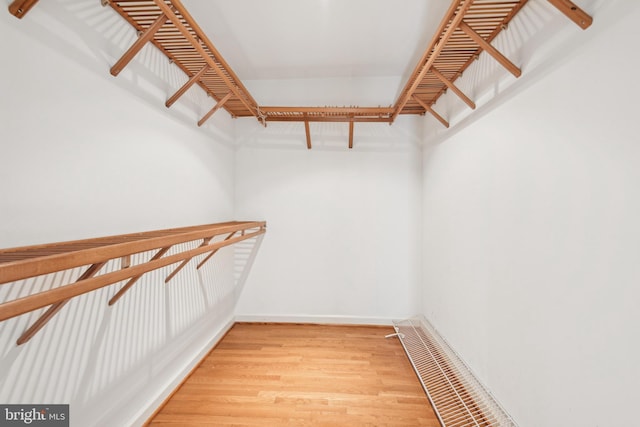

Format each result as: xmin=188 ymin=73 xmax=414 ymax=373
xmin=9 ymin=0 xmax=425 ymax=152
xmin=0 ymin=234 xmax=264 ymax=426
xmin=423 ymin=0 xmax=640 ymax=146
xmin=5 ymin=0 xmax=234 ymax=145
xmin=422 ymin=1 xmax=563 ymax=144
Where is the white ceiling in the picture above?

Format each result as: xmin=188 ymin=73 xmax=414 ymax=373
xmin=181 ymin=0 xmax=451 ymax=81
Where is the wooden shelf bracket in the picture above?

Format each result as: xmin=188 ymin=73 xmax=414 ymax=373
xmin=431 ymin=67 xmax=476 ymax=110
xmin=348 ymin=121 xmax=354 ymax=149
xmin=458 ymin=21 xmax=521 ymax=78
xmin=198 ymin=92 xmax=233 ymax=127
xmin=165 ymin=237 xmax=212 ymax=283
xmin=0 ymin=221 xmax=266 ymax=345
xmin=196 ymin=232 xmax=236 ymax=270
xmin=166 ymin=65 xmax=210 ymax=108
xmin=110 ymin=12 xmax=168 ymax=76
xmin=8 ymin=0 xmax=39 ymax=19
xmin=16 ymin=261 xmax=106 ymax=345
xmin=547 ymin=0 xmax=593 ymax=29
xmin=11 ymin=0 xmax=592 ymax=137
xmin=412 ymin=95 xmax=449 ymax=128
xmin=304 ymin=120 xmax=312 ymax=150
xmin=108 ymin=246 xmax=172 ymax=305
xmin=151 ymin=0 xmax=259 ymax=118
xmin=392 ymin=0 xmax=475 ymax=122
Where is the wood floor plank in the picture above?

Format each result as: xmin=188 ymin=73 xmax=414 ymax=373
xmin=147 ymin=323 xmax=439 ymax=426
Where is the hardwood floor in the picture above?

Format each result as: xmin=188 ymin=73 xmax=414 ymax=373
xmin=148 ymin=323 xmax=439 ymax=426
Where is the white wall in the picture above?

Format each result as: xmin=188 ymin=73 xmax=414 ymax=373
xmin=234 ymin=142 xmax=422 ymax=324
xmin=0 ymin=3 xmax=239 ymax=426
xmin=420 ymin=2 xmax=640 ymax=426
xmin=233 ymin=57 xmax=424 ymax=324
xmin=1 ymin=1 xmax=237 ymax=246
xmin=6 ymin=0 xmax=640 ymax=426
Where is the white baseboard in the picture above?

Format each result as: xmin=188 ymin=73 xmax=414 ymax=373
xmin=131 ymin=318 xmax=235 ymax=426
xmin=234 ymin=314 xmax=396 ymax=326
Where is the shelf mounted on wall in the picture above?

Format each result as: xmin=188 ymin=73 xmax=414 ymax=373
xmin=0 ymin=221 xmax=266 ymax=345
xmin=6 ymin=0 xmax=593 ymax=146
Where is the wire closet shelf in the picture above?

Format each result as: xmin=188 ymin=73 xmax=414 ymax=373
xmin=391 ymin=317 xmax=517 ymax=427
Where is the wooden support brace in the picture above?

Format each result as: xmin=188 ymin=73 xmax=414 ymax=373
xmin=412 ymin=95 xmax=449 ymax=128
xmin=431 ymin=67 xmax=476 ymax=110
xmin=459 ymin=21 xmax=521 ymax=78
xmin=304 ymin=121 xmax=312 ymax=149
xmin=120 ymin=255 xmax=131 ymax=269
xmin=166 ymin=65 xmax=210 ymax=108
xmin=348 ymin=121 xmax=354 ymax=149
xmin=108 ymin=246 xmax=171 ymax=306
xmin=110 ymin=13 xmax=167 ymax=76
xmin=547 ymin=0 xmax=592 ymax=29
xmin=8 ymin=0 xmax=39 ymax=18
xmin=165 ymin=238 xmax=212 ymax=283
xmin=196 ymin=232 xmax=236 ymax=270
xmin=392 ymin=0 xmax=475 ymax=122
xmin=198 ymin=92 xmax=233 ymax=127
xmin=16 ymin=262 xmax=106 ymax=345
xmin=0 ymin=229 xmax=265 ymax=321
xmin=153 ymin=0 xmax=258 ymax=118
